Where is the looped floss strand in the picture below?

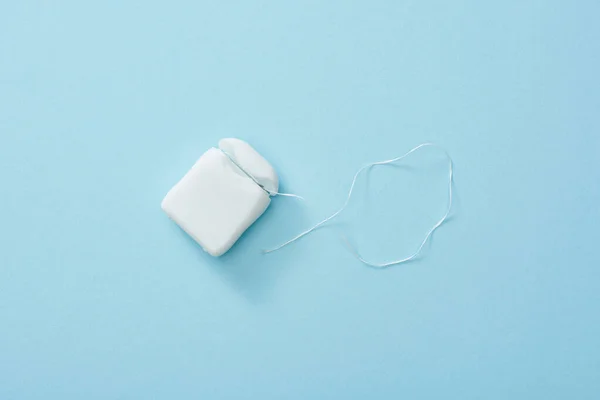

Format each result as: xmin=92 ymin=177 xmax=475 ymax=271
xmin=263 ymin=143 xmax=454 ymax=268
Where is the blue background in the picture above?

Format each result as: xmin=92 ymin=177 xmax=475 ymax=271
xmin=1 ymin=1 xmax=599 ymax=399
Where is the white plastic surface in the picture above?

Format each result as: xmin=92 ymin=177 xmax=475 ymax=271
xmin=162 ymin=139 xmax=278 ymax=256
xmin=218 ymin=138 xmax=279 ymax=194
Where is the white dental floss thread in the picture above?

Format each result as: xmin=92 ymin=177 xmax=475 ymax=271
xmin=263 ymin=143 xmax=454 ymax=268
